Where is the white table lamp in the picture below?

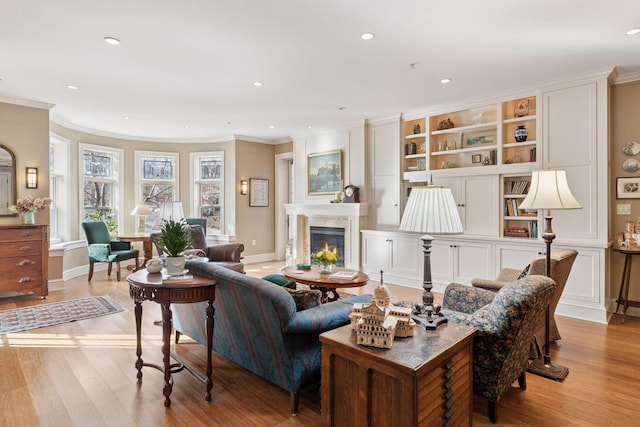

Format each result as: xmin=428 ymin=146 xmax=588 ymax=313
xmin=399 ymin=185 xmax=463 ymax=329
xmin=519 ymin=170 xmax=582 ymax=381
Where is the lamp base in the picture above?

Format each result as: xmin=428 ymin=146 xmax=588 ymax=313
xmin=411 ymin=313 xmax=448 ymax=330
xmin=527 ymin=358 xmax=569 ymax=381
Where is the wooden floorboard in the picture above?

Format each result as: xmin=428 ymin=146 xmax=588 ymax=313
xmin=1 ymin=261 xmax=639 ymax=426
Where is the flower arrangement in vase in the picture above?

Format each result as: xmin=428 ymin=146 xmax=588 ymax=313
xmin=312 ymin=243 xmax=338 ymax=274
xmin=9 ymin=194 xmax=52 ymax=224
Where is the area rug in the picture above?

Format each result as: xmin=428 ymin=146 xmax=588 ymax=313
xmin=0 ymin=296 xmax=123 ymax=335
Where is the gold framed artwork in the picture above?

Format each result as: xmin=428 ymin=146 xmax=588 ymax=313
xmin=307 ymin=150 xmax=343 ymax=195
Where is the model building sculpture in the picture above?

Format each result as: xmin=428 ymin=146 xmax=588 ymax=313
xmin=349 ymin=271 xmax=415 ymax=349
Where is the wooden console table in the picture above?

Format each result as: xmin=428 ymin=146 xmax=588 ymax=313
xmin=127 ymin=268 xmax=216 ymax=407
xmin=320 ymin=322 xmax=477 ymax=427
xmin=613 ymin=248 xmax=640 ymax=323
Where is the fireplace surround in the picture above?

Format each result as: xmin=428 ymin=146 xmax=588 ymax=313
xmin=284 ymin=203 xmax=369 ymax=270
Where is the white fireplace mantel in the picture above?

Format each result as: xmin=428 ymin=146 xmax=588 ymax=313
xmin=284 ymin=203 xmax=369 ymax=270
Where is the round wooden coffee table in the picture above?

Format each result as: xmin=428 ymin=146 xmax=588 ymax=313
xmin=282 ymin=265 xmax=368 ymax=303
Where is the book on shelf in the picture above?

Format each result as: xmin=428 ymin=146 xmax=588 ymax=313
xmin=162 ymin=273 xmax=194 ymax=284
xmin=504 ymin=227 xmax=529 ymax=238
xmin=329 ymin=270 xmax=359 ymax=280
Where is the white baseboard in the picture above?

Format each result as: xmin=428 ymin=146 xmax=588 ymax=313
xmin=242 ymin=253 xmax=277 ymax=264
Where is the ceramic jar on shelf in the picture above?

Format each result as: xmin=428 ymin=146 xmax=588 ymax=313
xmin=515 ymin=125 xmax=528 ymax=142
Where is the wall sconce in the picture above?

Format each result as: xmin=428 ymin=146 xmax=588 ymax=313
xmin=26 ymin=167 xmax=38 ymax=189
xmin=240 ymin=180 xmax=248 ymax=195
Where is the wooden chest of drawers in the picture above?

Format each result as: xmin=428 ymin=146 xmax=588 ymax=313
xmin=0 ymin=225 xmax=48 ymax=297
xmin=320 ymin=322 xmax=477 ymax=427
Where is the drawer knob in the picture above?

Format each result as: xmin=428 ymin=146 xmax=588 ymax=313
xmin=19 ymin=246 xmax=32 ymax=252
xmin=18 ymin=259 xmax=36 ymax=266
xmin=19 ymin=277 xmax=33 ymax=284
xmin=21 ymin=231 xmax=33 ymax=237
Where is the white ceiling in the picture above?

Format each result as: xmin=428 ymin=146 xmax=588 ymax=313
xmin=1 ymin=0 xmax=639 ymax=143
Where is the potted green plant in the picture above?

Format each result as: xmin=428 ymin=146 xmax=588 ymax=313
xmin=158 ymin=218 xmax=192 ymax=275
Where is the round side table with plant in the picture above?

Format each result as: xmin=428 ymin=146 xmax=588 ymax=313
xmin=158 ymin=219 xmax=193 ymax=275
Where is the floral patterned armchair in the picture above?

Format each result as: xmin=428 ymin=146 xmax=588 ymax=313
xmin=442 ymin=275 xmax=555 ymax=423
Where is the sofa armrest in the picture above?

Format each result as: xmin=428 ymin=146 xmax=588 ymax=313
xmin=206 ymin=243 xmax=244 ymax=262
xmin=283 ymin=300 xmax=358 ymax=334
xmin=471 ymin=278 xmax=510 ymax=291
xmin=442 ymin=282 xmax=496 ymax=314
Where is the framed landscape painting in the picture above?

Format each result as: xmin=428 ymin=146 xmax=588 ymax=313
xmin=308 ymin=150 xmax=342 ymax=195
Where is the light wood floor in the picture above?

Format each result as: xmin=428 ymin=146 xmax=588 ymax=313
xmin=1 ymin=261 xmax=639 ymax=426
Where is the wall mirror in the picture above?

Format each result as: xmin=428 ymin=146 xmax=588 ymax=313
xmin=0 ymin=144 xmax=17 ymax=216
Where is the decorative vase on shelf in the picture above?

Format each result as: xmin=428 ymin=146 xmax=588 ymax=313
xmin=515 ymin=125 xmax=528 ymax=142
xmin=22 ymin=211 xmax=35 ymax=225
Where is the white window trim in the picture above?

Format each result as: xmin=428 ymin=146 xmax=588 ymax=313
xmin=190 ymin=151 xmax=224 ymax=235
xmin=49 ymin=133 xmax=70 ymax=244
xmin=134 ymin=150 xmax=180 ymax=203
xmin=79 ymin=143 xmax=124 ymax=235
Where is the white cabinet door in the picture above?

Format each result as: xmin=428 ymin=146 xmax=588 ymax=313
xmin=434 ymin=175 xmax=498 ymax=237
xmin=542 ymin=82 xmax=600 ymax=241
xmin=362 ymin=233 xmax=391 ymax=272
xmin=369 ymin=121 xmax=401 ymax=227
xmin=431 ymin=239 xmax=455 ymax=284
xmin=495 ymin=243 xmax=543 ymax=273
xmin=461 ymin=176 xmax=499 ymax=237
xmin=389 ymin=234 xmax=421 ymax=277
xmin=452 ymin=241 xmax=493 ymax=285
xmin=361 ymin=230 xmax=423 ymax=288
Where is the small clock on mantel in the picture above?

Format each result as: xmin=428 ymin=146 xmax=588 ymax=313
xmin=343 ymin=184 xmax=360 ymax=203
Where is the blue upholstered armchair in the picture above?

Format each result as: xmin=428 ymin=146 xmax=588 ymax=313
xmin=442 ymin=275 xmax=555 ymax=423
xmin=81 ymin=221 xmax=139 ymax=281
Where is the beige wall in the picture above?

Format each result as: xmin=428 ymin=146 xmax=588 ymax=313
xmin=611 ymin=80 xmax=640 ymax=302
xmin=235 ymin=139 xmax=276 ymax=256
xmin=274 ymin=141 xmax=293 ymax=155
xmin=0 ymin=102 xmax=50 ymax=226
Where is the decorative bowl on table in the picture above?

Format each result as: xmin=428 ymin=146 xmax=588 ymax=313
xmin=146 ymin=258 xmax=163 ymax=273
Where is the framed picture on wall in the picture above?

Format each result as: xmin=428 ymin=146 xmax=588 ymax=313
xmin=617 ymin=177 xmax=640 ymax=199
xmin=307 ymin=150 xmax=343 ymax=195
xmin=249 ymin=178 xmax=269 ymax=207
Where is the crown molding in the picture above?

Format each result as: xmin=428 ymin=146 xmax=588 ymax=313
xmin=0 ymin=93 xmax=54 ymax=110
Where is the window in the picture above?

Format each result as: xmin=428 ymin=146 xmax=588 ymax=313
xmin=49 ymin=134 xmax=70 ymax=244
xmin=190 ymin=152 xmax=223 ymax=234
xmin=135 ymin=151 xmax=179 ymax=227
xmin=80 ymin=143 xmax=123 ymax=235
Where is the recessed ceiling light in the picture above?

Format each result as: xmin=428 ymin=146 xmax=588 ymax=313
xmin=185 ymin=125 xmax=190 ymax=129
xmin=104 ymin=36 xmax=121 ymax=45
xmin=626 ymin=28 xmax=640 ymax=35
xmin=308 ymin=126 xmax=312 ymax=129
xmin=124 ymin=116 xmax=129 ymax=120
xmin=361 ymin=32 xmax=374 ymax=40
xmin=440 ymin=78 xmax=452 ymax=84
xmin=253 ymin=82 xmax=263 ymax=87
xmin=269 ymin=125 xmax=275 ymax=129
xmin=66 ymin=84 xmax=78 ymax=90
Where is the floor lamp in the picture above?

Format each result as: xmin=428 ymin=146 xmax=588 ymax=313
xmin=399 ymin=185 xmax=463 ymax=329
xmin=518 ymin=170 xmax=582 ymax=381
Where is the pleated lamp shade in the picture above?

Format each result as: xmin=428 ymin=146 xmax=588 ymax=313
xmin=518 ymin=170 xmax=582 ymax=210
xmin=399 ymin=186 xmax=463 ymax=235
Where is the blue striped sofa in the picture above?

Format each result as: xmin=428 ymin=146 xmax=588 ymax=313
xmin=171 ymin=262 xmax=371 ymax=415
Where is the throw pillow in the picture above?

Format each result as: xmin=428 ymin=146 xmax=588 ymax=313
xmin=517 ymin=264 xmax=531 ymax=279
xmin=285 ymin=288 xmax=322 ymax=311
xmin=262 ymin=274 xmax=297 ymax=290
